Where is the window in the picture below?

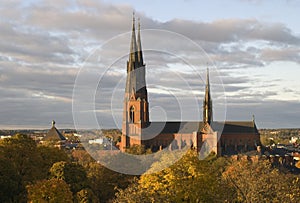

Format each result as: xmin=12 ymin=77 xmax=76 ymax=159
xmin=130 ymin=106 xmax=135 ymax=123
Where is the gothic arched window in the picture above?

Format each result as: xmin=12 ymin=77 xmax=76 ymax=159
xmin=130 ymin=106 xmax=135 ymax=123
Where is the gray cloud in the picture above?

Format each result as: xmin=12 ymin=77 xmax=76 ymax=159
xmin=0 ymin=0 xmax=299 ymax=129
xmin=162 ymin=19 xmax=300 ymax=45
xmin=226 ymin=100 xmax=300 ymax=129
xmin=260 ymin=47 xmax=300 ymax=63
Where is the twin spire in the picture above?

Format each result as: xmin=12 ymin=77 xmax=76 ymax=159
xmin=128 ymin=13 xmax=212 ymax=124
xmin=125 ymin=13 xmax=147 ymax=100
xmin=128 ymin=13 xmax=144 ymax=71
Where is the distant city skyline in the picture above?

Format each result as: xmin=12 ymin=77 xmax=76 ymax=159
xmin=0 ymin=0 xmax=300 ymax=129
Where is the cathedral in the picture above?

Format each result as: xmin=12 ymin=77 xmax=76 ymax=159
xmin=120 ymin=15 xmax=261 ymax=155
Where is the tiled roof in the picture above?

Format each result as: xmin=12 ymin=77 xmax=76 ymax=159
xmin=141 ymin=122 xmax=203 ymax=135
xmin=221 ymin=121 xmax=259 ymax=134
xmin=141 ymin=121 xmax=258 ymax=135
xmin=43 ymin=126 xmax=66 ymax=141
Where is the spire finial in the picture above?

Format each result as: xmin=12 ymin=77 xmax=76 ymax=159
xmin=131 ymin=11 xmax=135 ymax=32
xmin=132 ymin=11 xmax=135 ymax=24
xmin=52 ymin=120 xmax=55 ymax=127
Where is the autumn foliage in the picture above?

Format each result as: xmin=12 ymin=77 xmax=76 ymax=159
xmin=1 ymin=134 xmax=300 ymax=202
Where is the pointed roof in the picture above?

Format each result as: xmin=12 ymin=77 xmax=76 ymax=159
xmin=137 ymin=18 xmax=144 ymax=66
xmin=203 ymin=68 xmax=213 ymax=124
xmin=125 ymin=13 xmax=148 ymax=100
xmin=128 ymin=12 xmax=138 ymax=70
xmin=43 ymin=120 xmax=66 ymax=141
xmin=205 ymin=68 xmax=211 ymax=102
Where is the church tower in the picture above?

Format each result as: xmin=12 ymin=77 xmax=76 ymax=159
xmin=203 ymin=68 xmax=213 ymax=124
xmin=121 ymin=14 xmax=149 ymax=151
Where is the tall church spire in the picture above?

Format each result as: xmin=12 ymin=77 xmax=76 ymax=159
xmin=125 ymin=13 xmax=148 ymax=99
xmin=137 ymin=18 xmax=144 ymax=66
xmin=121 ymin=15 xmax=150 ymax=151
xmin=128 ymin=12 xmax=138 ymax=71
xmin=205 ymin=68 xmax=210 ymax=97
xmin=203 ymin=68 xmax=213 ymax=124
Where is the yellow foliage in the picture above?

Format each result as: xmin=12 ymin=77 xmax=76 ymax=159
xmin=295 ymin=161 xmax=300 ymax=169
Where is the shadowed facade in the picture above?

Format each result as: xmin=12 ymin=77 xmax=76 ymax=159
xmin=120 ymin=15 xmax=260 ymax=155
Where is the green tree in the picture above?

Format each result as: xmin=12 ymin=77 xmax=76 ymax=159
xmin=49 ymin=161 xmax=88 ymax=194
xmin=0 ymin=134 xmax=79 ymax=202
xmin=86 ymin=162 xmax=134 ymax=202
xmin=0 ymin=155 xmax=21 ymax=202
xmin=0 ymin=134 xmax=44 ymax=183
xmin=38 ymin=145 xmax=69 ymax=177
xmin=27 ymin=179 xmax=73 ymax=203
xmin=0 ymin=134 xmax=45 ymax=202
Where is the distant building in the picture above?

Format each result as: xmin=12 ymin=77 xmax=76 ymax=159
xmin=89 ymin=138 xmax=104 ymax=145
xmin=41 ymin=120 xmax=66 ymax=148
xmin=290 ymin=137 xmax=299 ymax=144
xmin=0 ymin=135 xmax=11 ymax=139
xmin=120 ymin=15 xmax=260 ymax=155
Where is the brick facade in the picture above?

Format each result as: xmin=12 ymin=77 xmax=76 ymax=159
xmin=120 ymin=15 xmax=260 ymax=155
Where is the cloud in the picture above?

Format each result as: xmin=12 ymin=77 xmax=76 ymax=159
xmin=162 ymin=18 xmax=300 ymax=44
xmin=226 ymin=100 xmax=300 ymax=129
xmin=0 ymin=0 xmax=299 ymax=129
xmin=260 ymin=47 xmax=300 ymax=63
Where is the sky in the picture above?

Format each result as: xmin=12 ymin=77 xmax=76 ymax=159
xmin=0 ymin=0 xmax=300 ymax=129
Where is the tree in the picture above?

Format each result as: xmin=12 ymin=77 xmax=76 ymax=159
xmin=223 ymin=158 xmax=300 ymax=202
xmin=75 ymin=188 xmax=99 ymax=203
xmin=0 ymin=134 xmax=78 ymax=202
xmin=296 ymin=161 xmax=300 ymax=169
xmin=71 ymin=149 xmax=95 ymax=166
xmin=27 ymin=179 xmax=73 ymax=203
xmin=113 ymin=178 xmax=153 ymax=203
xmin=294 ymin=138 xmax=300 ymax=147
xmin=125 ymin=144 xmax=151 ymax=155
xmin=86 ymin=162 xmax=134 ymax=202
xmin=49 ymin=161 xmax=89 ymax=194
xmin=38 ymin=145 xmax=69 ymax=177
xmin=114 ymin=150 xmax=232 ymax=203
xmin=0 ymin=134 xmax=45 ymax=202
xmin=0 ymin=155 xmax=21 ymax=203
xmin=0 ymin=134 xmax=44 ymax=183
